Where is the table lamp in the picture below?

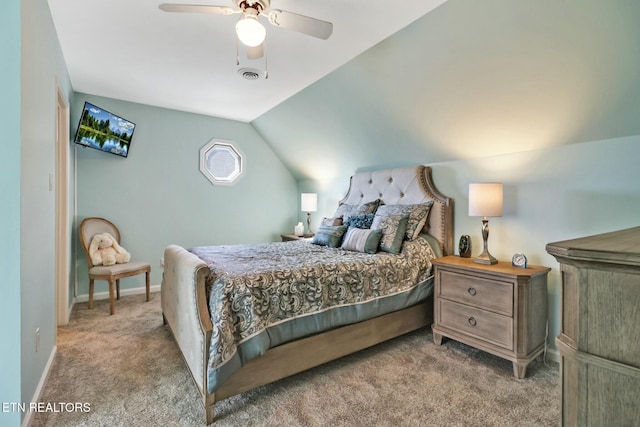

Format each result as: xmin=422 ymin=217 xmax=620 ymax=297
xmin=468 ymin=183 xmax=503 ymax=265
xmin=301 ymin=193 xmax=317 ymax=237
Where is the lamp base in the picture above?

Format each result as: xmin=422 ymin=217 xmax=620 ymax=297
xmin=306 ymin=211 xmax=313 ymax=238
xmin=474 ymin=217 xmax=498 ymax=264
xmin=474 ymin=250 xmax=498 ymax=265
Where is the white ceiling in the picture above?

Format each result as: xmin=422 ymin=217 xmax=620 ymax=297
xmin=47 ymin=0 xmax=447 ymax=122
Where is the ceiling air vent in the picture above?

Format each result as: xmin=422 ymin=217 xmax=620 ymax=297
xmin=238 ymin=68 xmax=261 ymax=80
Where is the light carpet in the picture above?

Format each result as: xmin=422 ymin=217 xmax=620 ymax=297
xmin=32 ymin=292 xmax=559 ymax=427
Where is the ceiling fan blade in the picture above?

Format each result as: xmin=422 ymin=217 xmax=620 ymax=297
xmin=246 ymin=43 xmax=264 ymax=59
xmin=158 ymin=3 xmax=237 ymax=15
xmin=267 ymin=10 xmax=333 ymax=40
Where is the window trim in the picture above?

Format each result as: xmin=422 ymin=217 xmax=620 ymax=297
xmin=199 ymin=139 xmax=245 ymax=186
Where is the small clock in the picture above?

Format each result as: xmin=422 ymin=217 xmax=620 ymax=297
xmin=458 ymin=235 xmax=472 ymax=258
xmin=512 ymin=253 xmax=527 ymax=268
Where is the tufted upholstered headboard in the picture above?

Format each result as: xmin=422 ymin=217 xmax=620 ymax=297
xmin=339 ymin=165 xmax=454 ymax=256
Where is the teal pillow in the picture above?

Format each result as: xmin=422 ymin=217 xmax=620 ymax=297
xmin=312 ymin=225 xmax=348 ymax=248
xmin=371 ymin=214 xmax=408 ymax=254
xmin=341 ymin=227 xmax=383 ymax=254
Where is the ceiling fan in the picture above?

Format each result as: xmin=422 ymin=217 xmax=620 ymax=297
xmin=159 ymin=1 xmax=333 ymax=59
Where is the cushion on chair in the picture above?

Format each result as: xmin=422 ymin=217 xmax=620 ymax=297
xmin=89 ymin=261 xmax=150 ymax=276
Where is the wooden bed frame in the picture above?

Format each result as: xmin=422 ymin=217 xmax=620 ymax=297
xmin=161 ymin=165 xmax=454 ymax=424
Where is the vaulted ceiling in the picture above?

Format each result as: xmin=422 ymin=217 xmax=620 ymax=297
xmin=47 ymin=0 xmax=447 ymax=122
xmin=47 ymin=0 xmax=640 ymax=183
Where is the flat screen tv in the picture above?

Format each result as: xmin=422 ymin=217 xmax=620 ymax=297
xmin=74 ymin=102 xmax=136 ymax=158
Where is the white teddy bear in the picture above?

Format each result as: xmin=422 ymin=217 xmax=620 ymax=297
xmin=89 ymin=232 xmax=131 ymax=266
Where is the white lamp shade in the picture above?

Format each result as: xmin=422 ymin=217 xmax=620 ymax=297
xmin=301 ymin=193 xmax=318 ymax=212
xmin=236 ymin=14 xmax=266 ymax=47
xmin=468 ymin=183 xmax=503 ymax=217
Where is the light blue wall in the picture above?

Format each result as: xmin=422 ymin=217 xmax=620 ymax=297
xmin=0 ymin=1 xmax=22 ymax=426
xmin=255 ymin=0 xmax=640 ymax=355
xmin=73 ymin=94 xmax=297 ymax=297
xmin=20 ymin=0 xmax=74 ymax=421
xmin=254 ymin=0 xmax=640 ymax=180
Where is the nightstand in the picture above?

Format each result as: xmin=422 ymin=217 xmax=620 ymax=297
xmin=280 ymin=234 xmax=312 ymax=242
xmin=431 ymin=256 xmax=550 ymax=378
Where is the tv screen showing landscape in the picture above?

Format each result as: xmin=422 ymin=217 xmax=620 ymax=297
xmin=74 ymin=102 xmax=136 ymax=158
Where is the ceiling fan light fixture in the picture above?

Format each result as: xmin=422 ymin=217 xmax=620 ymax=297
xmin=236 ymin=12 xmax=266 ymax=47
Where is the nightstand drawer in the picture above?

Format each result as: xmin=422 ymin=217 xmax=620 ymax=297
xmin=438 ymin=299 xmax=513 ymax=350
xmin=438 ymin=270 xmax=513 ymax=316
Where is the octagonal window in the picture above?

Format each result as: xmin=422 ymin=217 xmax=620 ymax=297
xmin=199 ymin=140 xmax=244 ymax=185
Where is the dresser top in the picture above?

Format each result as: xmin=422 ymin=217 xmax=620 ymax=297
xmin=546 ymin=226 xmax=640 ymax=266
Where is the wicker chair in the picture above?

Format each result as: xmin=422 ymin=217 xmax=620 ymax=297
xmin=79 ymin=217 xmax=151 ymax=315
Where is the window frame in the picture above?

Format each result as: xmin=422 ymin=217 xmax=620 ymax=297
xmin=199 ymin=139 xmax=245 ymax=186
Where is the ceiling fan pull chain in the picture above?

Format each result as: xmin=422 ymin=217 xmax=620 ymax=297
xmin=264 ymin=37 xmax=269 ymax=79
xmin=236 ymin=36 xmax=240 ymax=66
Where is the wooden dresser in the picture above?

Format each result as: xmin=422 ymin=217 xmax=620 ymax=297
xmin=546 ymin=226 xmax=640 ymax=426
xmin=431 ymin=256 xmax=550 ymax=378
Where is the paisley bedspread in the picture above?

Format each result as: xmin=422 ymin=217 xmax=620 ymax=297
xmin=188 ymin=236 xmax=437 ymax=394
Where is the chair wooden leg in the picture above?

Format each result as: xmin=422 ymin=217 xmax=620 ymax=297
xmin=145 ymin=271 xmax=150 ymax=302
xmin=88 ymin=279 xmax=95 ymax=310
xmin=116 ymin=279 xmax=121 ymax=300
xmin=108 ymin=280 xmax=115 ymax=315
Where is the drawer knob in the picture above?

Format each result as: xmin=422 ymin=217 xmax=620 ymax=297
xmin=468 ymin=287 xmax=477 ymax=296
xmin=468 ymin=316 xmax=477 ymax=327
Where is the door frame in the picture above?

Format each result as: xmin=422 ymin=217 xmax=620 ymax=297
xmin=55 ymin=83 xmax=70 ymax=325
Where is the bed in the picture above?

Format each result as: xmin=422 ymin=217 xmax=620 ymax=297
xmin=161 ymin=164 xmax=454 ymax=424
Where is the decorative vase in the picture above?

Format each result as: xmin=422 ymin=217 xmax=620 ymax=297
xmin=294 ymin=222 xmax=304 ymax=236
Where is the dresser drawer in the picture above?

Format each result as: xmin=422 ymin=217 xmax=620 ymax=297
xmin=438 ymin=299 xmax=513 ymax=350
xmin=438 ymin=270 xmax=513 ymax=316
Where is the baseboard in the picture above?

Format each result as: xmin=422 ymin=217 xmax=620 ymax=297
xmin=22 ymin=345 xmax=57 ymax=427
xmin=543 ymin=347 xmax=560 ymax=365
xmin=66 ymin=301 xmax=75 ymax=323
xmin=74 ymin=284 xmax=161 ymax=303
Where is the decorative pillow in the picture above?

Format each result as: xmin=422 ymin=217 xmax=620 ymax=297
xmin=370 ymin=214 xmax=408 ymax=254
xmin=321 ymin=216 xmax=343 ymax=226
xmin=311 ymin=225 xmax=348 ymax=248
xmin=343 ymin=213 xmax=375 ymax=229
xmin=333 ymin=199 xmax=381 ymax=223
xmin=341 ymin=227 xmax=383 ymax=254
xmin=374 ymin=202 xmax=434 ymax=241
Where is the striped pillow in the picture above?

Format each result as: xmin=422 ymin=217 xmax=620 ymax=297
xmin=341 ymin=227 xmax=383 ymax=254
